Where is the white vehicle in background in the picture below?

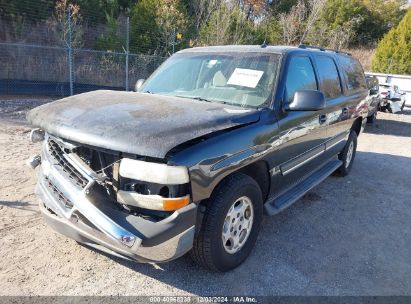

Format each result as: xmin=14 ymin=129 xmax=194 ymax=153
xmin=379 ymin=83 xmax=407 ymax=113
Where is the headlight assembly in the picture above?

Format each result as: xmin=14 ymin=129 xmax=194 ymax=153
xmin=119 ymin=158 xmax=189 ymax=185
xmin=118 ymin=158 xmax=190 ymax=211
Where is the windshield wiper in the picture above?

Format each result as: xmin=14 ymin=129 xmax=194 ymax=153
xmin=175 ymin=95 xmax=229 ymax=104
xmin=191 ymin=96 xmax=212 ymax=102
xmin=175 ymin=95 xmax=210 ymax=102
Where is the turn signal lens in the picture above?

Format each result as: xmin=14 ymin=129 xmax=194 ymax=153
xmin=117 ymin=191 xmax=190 ymax=211
xmin=162 ymin=195 xmax=190 ymax=211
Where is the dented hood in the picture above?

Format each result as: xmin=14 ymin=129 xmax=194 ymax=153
xmin=27 ymin=90 xmax=260 ymax=158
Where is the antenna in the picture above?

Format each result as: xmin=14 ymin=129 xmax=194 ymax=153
xmin=261 ymin=21 xmax=269 ymax=48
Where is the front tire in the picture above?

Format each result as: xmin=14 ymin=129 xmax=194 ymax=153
xmin=190 ymin=173 xmax=263 ymax=272
xmin=336 ymin=131 xmax=357 ymax=177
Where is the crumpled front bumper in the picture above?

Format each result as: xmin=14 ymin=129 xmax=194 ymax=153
xmin=36 ymin=141 xmax=196 ymax=263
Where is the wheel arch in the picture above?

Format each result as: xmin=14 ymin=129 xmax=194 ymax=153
xmin=237 ymin=160 xmax=270 ymax=202
xmin=351 ymin=117 xmax=363 ymax=137
xmin=198 ymin=160 xmax=271 ymax=208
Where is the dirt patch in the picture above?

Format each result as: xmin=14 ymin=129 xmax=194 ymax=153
xmin=0 ymin=96 xmax=55 ymax=122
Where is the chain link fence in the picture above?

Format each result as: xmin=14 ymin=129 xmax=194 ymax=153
xmin=0 ymin=2 xmax=169 ymax=97
xmin=0 ymin=43 xmax=165 ymax=96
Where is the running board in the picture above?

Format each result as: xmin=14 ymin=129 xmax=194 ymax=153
xmin=264 ymin=159 xmax=343 ymax=216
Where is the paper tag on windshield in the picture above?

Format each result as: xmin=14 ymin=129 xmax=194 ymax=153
xmin=227 ymin=68 xmax=264 ymax=88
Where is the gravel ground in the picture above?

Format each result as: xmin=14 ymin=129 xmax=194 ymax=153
xmin=0 ymin=97 xmax=410 ymax=296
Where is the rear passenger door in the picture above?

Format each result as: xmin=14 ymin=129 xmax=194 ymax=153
xmin=313 ymin=55 xmax=349 ymax=156
xmin=335 ymin=55 xmax=368 ymax=143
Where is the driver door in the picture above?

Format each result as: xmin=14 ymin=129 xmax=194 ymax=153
xmin=271 ymin=55 xmax=328 ymax=195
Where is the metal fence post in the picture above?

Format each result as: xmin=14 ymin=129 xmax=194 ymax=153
xmin=68 ymin=8 xmax=74 ymax=96
xmin=125 ymin=15 xmax=130 ymax=91
xmin=172 ymin=28 xmax=176 ymax=54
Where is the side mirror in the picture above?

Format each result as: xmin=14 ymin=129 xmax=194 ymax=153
xmin=286 ymin=90 xmax=325 ymax=111
xmin=135 ymin=79 xmax=145 ymax=92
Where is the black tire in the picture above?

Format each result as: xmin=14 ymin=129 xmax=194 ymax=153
xmin=367 ymin=112 xmax=376 ymax=123
xmin=386 ymin=103 xmax=393 ymax=113
xmin=190 ymin=173 xmax=263 ymax=272
xmin=336 ymin=131 xmax=357 ymax=177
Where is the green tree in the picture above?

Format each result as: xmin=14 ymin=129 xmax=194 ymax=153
xmin=96 ymin=12 xmax=123 ymax=51
xmin=74 ymin=0 xmax=122 ymax=24
xmin=130 ymin=0 xmax=159 ymax=54
xmin=0 ymin=0 xmax=54 ymax=21
xmin=198 ymin=2 xmax=279 ymax=46
xmin=156 ymin=0 xmax=190 ymax=53
xmin=130 ymin=0 xmax=189 ymax=55
xmin=372 ymin=9 xmax=411 ymax=74
xmin=363 ymin=0 xmax=406 ymax=31
xmin=270 ymin=0 xmax=299 ymax=14
xmin=319 ymin=0 xmax=378 ymax=45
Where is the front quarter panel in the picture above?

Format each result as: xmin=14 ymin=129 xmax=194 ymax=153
xmin=168 ymin=109 xmax=280 ymax=202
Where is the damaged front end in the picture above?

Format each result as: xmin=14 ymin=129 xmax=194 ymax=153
xmin=33 ymin=133 xmax=196 ymax=262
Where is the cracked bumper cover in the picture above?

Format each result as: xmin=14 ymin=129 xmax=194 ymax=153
xmin=36 ymin=147 xmax=196 ymax=263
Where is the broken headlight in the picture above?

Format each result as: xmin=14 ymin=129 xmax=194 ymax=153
xmin=117 ymin=158 xmax=190 ymax=211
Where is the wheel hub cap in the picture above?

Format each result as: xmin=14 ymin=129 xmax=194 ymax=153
xmin=345 ymin=141 xmax=354 ymax=168
xmin=222 ymin=196 xmax=254 ymax=254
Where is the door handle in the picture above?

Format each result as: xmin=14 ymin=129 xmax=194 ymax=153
xmin=319 ymin=114 xmax=327 ymax=124
xmin=342 ymin=107 xmax=349 ymax=116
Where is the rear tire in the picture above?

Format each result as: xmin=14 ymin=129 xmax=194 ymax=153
xmin=190 ymin=173 xmax=263 ymax=272
xmin=336 ymin=131 xmax=357 ymax=177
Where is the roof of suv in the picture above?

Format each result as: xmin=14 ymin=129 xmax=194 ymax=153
xmin=177 ymin=45 xmax=296 ymax=55
xmin=177 ymin=45 xmax=351 ymax=57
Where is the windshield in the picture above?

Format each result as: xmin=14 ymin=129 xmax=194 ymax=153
xmin=140 ymin=52 xmax=280 ymax=108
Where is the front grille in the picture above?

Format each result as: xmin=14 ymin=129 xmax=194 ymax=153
xmin=45 ymin=176 xmax=73 ymax=208
xmin=47 ymin=138 xmax=89 ymax=189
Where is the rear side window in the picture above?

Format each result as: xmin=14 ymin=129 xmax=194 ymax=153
xmin=338 ymin=55 xmax=366 ymax=94
xmin=315 ymin=56 xmax=342 ymax=99
xmin=285 ymin=56 xmax=317 ymax=103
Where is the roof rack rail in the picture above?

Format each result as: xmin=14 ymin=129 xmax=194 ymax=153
xmin=298 ymin=44 xmax=352 ymax=56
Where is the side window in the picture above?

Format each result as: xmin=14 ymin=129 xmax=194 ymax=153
xmin=337 ymin=55 xmax=367 ymax=94
xmin=315 ymin=56 xmax=342 ymax=99
xmin=285 ymin=56 xmax=317 ymax=103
